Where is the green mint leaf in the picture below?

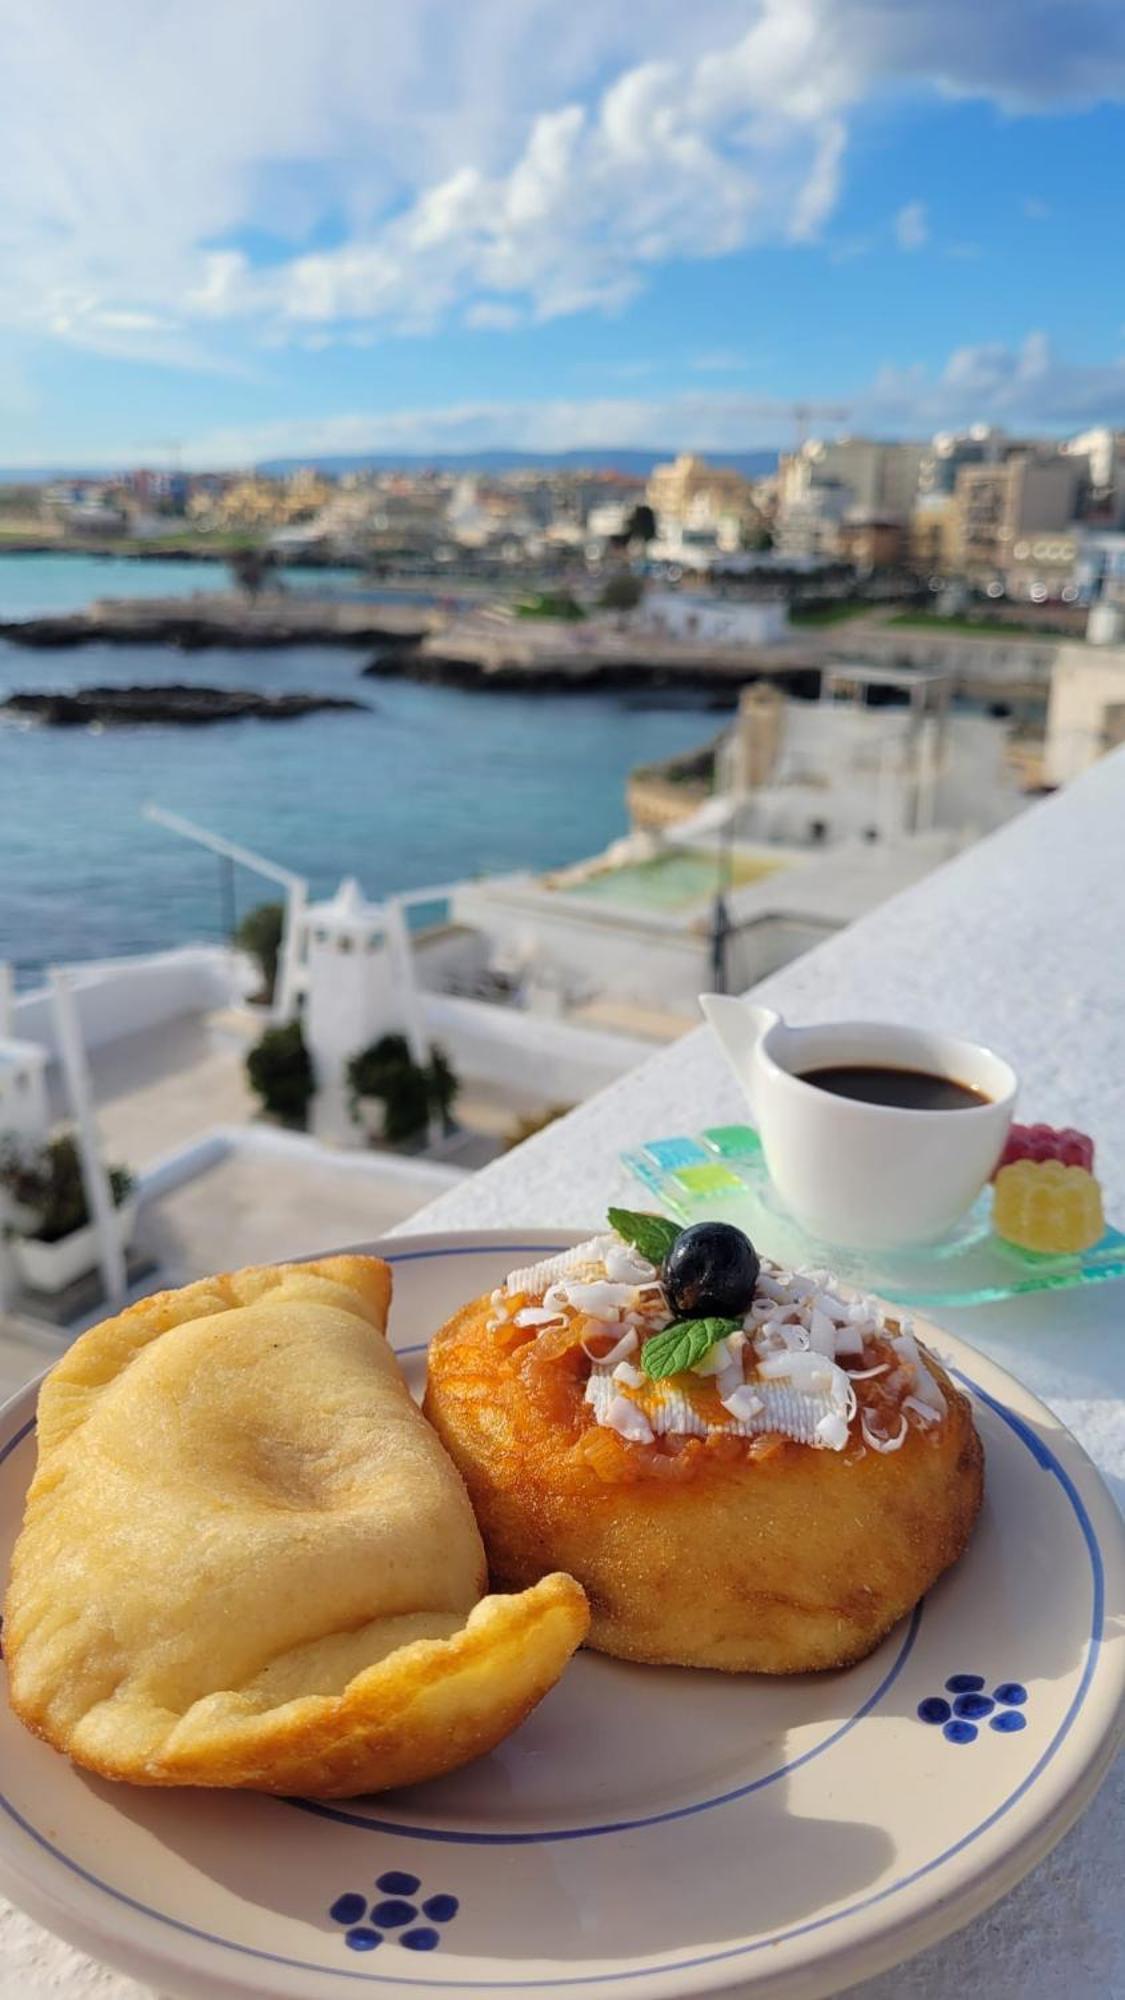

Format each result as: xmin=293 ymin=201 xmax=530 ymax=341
xmin=607 ymin=1206 xmax=681 ymax=1265
xmin=640 ymin=1316 xmax=740 ymax=1381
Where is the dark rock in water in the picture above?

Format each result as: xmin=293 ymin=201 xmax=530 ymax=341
xmin=0 ymin=616 xmax=94 ymax=649
xmin=362 ymin=649 xmax=785 ymax=700
xmin=1 ymin=684 xmax=370 ymax=726
xmin=0 ymin=609 xmax=427 ymax=650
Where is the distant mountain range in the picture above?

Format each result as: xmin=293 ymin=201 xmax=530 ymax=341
xmin=255 ymin=447 xmax=780 ymax=478
xmin=0 ymin=467 xmax=114 ymax=484
xmin=0 ymin=446 xmax=780 ymax=484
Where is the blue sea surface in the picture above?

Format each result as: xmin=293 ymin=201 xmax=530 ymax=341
xmin=0 ymin=550 xmax=380 ymax=618
xmin=0 ymin=617 xmax=721 ymax=984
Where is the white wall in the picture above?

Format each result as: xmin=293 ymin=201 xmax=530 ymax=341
xmin=413 ymin=925 xmax=492 ymax=991
xmin=734 ymin=705 xmax=1020 ymax=846
xmin=138 ymin=1120 xmax=466 ymax=1205
xmin=1045 ymin=644 xmax=1125 ymax=784
xmin=0 ymin=1039 xmax=49 ymax=1142
xmin=422 ymin=992 xmax=651 ymax=1101
xmin=726 ymin=915 xmax=839 ymax=988
xmin=451 ymin=881 xmax=708 ymax=1010
xmin=833 ymin=625 xmax=1060 ymax=689
xmin=641 ymin=592 xmax=789 ymax=645
xmin=12 ymin=947 xmax=250 ymax=1060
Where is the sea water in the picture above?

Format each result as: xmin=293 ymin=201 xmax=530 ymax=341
xmin=0 ymin=578 xmax=722 ymax=982
xmin=0 ymin=550 xmax=375 ymax=618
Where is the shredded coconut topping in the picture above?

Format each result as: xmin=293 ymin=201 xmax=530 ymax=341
xmin=503 ymin=1237 xmax=619 ymax=1297
xmin=502 ymin=1236 xmax=947 ymax=1457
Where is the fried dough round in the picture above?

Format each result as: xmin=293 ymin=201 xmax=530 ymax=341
xmin=424 ymin=1290 xmax=983 ymax=1674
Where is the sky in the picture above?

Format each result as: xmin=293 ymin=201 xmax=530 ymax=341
xmin=2 ymin=0 xmax=1125 ymax=468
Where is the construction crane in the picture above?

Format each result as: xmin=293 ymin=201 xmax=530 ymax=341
xmin=787 ymin=403 xmax=851 ymax=450
xmin=730 ymin=401 xmax=852 ymax=457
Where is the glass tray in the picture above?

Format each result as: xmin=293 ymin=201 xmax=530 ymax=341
xmin=621 ymin=1124 xmax=1125 ymax=1308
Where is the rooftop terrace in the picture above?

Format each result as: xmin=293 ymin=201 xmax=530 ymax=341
xmin=1 ymin=750 xmax=1122 ymax=2000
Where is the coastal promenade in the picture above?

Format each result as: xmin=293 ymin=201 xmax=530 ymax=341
xmin=0 ymin=588 xmax=1064 ymax=706
xmin=398 ymin=604 xmax=1062 ymax=704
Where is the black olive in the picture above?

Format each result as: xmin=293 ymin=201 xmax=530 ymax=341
xmin=662 ymin=1221 xmax=761 ymax=1320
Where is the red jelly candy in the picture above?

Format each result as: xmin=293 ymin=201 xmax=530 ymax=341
xmin=1055 ymin=1128 xmax=1095 ymax=1170
xmin=995 ymin=1123 xmax=1095 ymax=1177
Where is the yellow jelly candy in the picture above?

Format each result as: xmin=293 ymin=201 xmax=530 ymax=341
xmin=992 ymin=1159 xmax=1105 ymax=1254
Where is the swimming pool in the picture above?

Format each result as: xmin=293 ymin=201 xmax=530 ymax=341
xmin=553 ymin=847 xmax=786 ymax=913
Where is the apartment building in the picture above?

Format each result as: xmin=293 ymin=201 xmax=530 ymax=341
xmin=917 ymin=426 xmax=1011 ymax=498
xmin=953 ymin=453 xmax=1081 ymax=577
xmin=646 ymin=453 xmax=755 ymax=528
xmin=779 ymin=438 xmax=928 ymax=519
xmin=836 ymin=517 xmax=908 ymax=570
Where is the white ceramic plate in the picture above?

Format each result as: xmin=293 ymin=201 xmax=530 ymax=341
xmin=0 ymin=1230 xmax=1122 ymax=2000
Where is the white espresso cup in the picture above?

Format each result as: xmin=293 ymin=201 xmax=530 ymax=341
xmin=700 ymin=997 xmax=1018 ymax=1251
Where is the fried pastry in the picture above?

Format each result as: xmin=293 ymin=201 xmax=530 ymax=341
xmin=425 ymin=1219 xmax=983 ymax=1673
xmin=4 ymin=1255 xmax=587 ymax=1795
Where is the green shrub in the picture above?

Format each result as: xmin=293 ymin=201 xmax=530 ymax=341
xmin=0 ymin=1132 xmax=133 ymax=1243
xmin=426 ymin=1045 xmax=459 ymax=1132
xmin=236 ymin=900 xmax=285 ymax=1001
xmin=514 ymin=590 xmax=585 ymax=620
xmin=246 ymin=1019 xmax=315 ymax=1125
xmin=347 ymin=1035 xmax=459 ymax=1146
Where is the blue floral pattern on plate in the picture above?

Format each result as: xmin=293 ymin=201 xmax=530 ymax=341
xmin=328 ymin=1870 xmax=460 ymax=1952
xmin=918 ymin=1675 xmax=1029 ymax=1744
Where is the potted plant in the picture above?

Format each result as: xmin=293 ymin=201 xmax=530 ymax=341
xmin=246 ymin=1019 xmax=315 ymax=1127
xmin=0 ymin=1133 xmax=136 ymax=1295
xmin=347 ymin=1036 xmax=458 ymax=1146
xmin=426 ymin=1045 xmax=459 ymax=1134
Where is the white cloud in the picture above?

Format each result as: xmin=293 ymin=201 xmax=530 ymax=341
xmin=691 ymin=349 xmax=749 ymax=372
xmin=463 ymin=302 xmax=525 ymax=332
xmin=895 ymin=200 xmax=928 ymax=251
xmin=158 ymin=331 xmax=1125 ymax=466
xmin=865 ymin=330 xmax=1125 ymax=431
xmin=0 ymin=1 xmax=1123 ymax=361
xmin=244 ymin=20 xmax=849 ymax=333
xmin=829 ymin=234 xmax=876 ymax=264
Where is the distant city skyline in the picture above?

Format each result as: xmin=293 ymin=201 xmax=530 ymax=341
xmin=2 ymin=2 xmax=1125 ymax=467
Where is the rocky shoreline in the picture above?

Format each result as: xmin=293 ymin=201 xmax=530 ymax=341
xmin=2 ymin=684 xmax=370 ymax=726
xmin=362 ymin=648 xmax=821 ymax=701
xmin=0 ymin=596 xmax=431 ymax=651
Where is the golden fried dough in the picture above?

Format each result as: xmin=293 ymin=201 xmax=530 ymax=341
xmin=5 ymin=1256 xmax=587 ymax=1794
xmin=425 ymin=1290 xmax=983 ymax=1673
